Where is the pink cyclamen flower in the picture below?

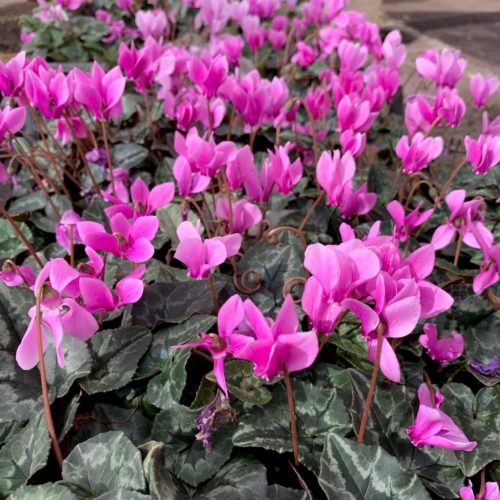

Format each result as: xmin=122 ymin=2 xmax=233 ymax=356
xmin=304 ymin=87 xmax=331 ymax=120
xmin=55 ymin=0 xmax=86 ymax=10
xmin=174 ymin=295 xmax=251 ymax=397
xmin=115 ymin=0 xmax=132 ymax=10
xmin=340 ymin=130 xmax=366 ymax=157
xmin=473 ymin=242 xmax=500 ymax=295
xmin=416 ymin=48 xmax=467 ymax=88
xmin=470 ymin=74 xmax=499 ymax=108
xmin=0 ymin=261 xmax=35 ymax=288
xmin=460 ymin=480 xmax=500 ymax=500
xmin=407 ymin=383 xmax=477 ymax=451
xmin=135 ymin=9 xmax=168 ymax=40
xmin=396 ymin=133 xmax=444 ymax=174
xmin=104 ymin=176 xmax=175 ymax=219
xmin=80 ymin=265 xmax=145 ymax=313
xmin=344 ymin=277 xmax=421 ymax=382
xmin=188 ymin=54 xmax=228 ymax=99
xmin=215 ymin=198 xmax=262 ymax=234
xmin=235 ymin=295 xmax=319 ymax=381
xmin=0 ymin=106 xmax=26 ymax=143
xmin=291 ymin=42 xmax=316 ymax=68
xmin=419 ymin=323 xmax=464 ymax=367
xmin=268 ymin=143 xmax=303 ymax=194
xmin=464 ymin=134 xmax=500 ymax=175
xmin=431 ymin=190 xmax=493 ymax=251
xmin=337 ymin=94 xmax=376 ymax=133
xmin=118 ymin=42 xmax=155 ymax=93
xmin=316 ymin=149 xmax=355 ymax=206
xmin=174 ymin=221 xmax=241 ymax=279
xmin=338 ymin=40 xmax=368 ymax=73
xmin=387 ymin=200 xmax=433 ymax=243
xmin=382 ymin=30 xmax=406 ymax=69
xmin=78 ymin=214 xmax=159 ymax=263
xmin=55 ymin=210 xmax=83 ymax=252
xmin=173 ymin=156 xmax=211 ymax=196
xmin=16 ymin=259 xmax=98 ymax=370
xmin=55 ymin=116 xmax=86 ymax=145
xmin=0 ymin=52 xmax=26 ymax=97
xmin=73 ymin=62 xmax=126 ymax=120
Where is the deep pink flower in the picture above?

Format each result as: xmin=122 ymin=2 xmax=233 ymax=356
xmin=291 ymin=42 xmax=317 ymax=68
xmin=118 ymin=42 xmax=155 ymax=92
xmin=135 ymin=9 xmax=168 ymax=40
xmin=470 ymin=74 xmax=499 ymax=109
xmin=432 ymin=190 xmax=493 ymax=250
xmin=460 ymin=480 xmax=500 ymax=500
xmin=337 ymin=94 xmax=376 ymax=133
xmin=55 ymin=116 xmax=86 ymax=145
xmin=396 ymin=133 xmax=444 ymax=174
xmin=464 ymin=134 xmax=500 ymax=175
xmin=56 ymin=210 xmax=83 ymax=252
xmin=387 ymin=200 xmax=433 ymax=242
xmin=344 ymin=277 xmax=421 ymax=382
xmin=338 ymin=39 xmax=368 ymax=73
xmin=241 ymin=15 xmax=266 ymax=52
xmin=481 ymin=111 xmax=500 ymax=137
xmin=0 ymin=106 xmax=26 ymax=143
xmin=268 ymin=143 xmax=303 ymax=195
xmin=235 ymin=295 xmax=319 ymax=381
xmin=0 ymin=261 xmax=35 ymax=288
xmin=174 ymin=221 xmax=241 ymax=279
xmin=216 ymin=198 xmax=262 ymax=234
xmin=174 ymin=295 xmax=251 ymax=397
xmin=55 ymin=0 xmax=86 ymax=10
xmin=382 ymin=30 xmax=406 ymax=69
xmin=104 ymin=177 xmax=175 ymax=219
xmin=416 ymin=48 xmax=467 ymax=88
xmin=304 ymin=87 xmax=331 ymax=120
xmin=407 ymin=384 xmax=477 ymax=451
xmin=0 ymin=52 xmax=25 ymax=97
xmin=16 ymin=259 xmax=98 ymax=370
xmin=80 ymin=266 xmax=145 ymax=313
xmin=78 ymin=214 xmax=159 ymax=263
xmin=243 ymin=157 xmax=277 ymax=203
xmin=473 ymin=235 xmax=500 ymax=295
xmin=188 ymin=54 xmax=228 ymax=99
xmin=73 ymin=62 xmax=126 ymax=120
xmin=173 ymin=156 xmax=211 ymax=197
xmin=419 ymin=324 xmax=464 ymax=366
xmin=316 ymin=149 xmax=355 ymax=206
xmin=340 ymin=130 xmax=366 ymax=157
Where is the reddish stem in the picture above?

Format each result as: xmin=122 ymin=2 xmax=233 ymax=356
xmin=284 ymin=368 xmax=300 ymax=466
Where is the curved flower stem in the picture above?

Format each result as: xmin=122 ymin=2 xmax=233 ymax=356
xmin=298 ymin=191 xmax=323 ymax=233
xmin=284 ymin=368 xmax=300 ymax=466
xmin=35 ymin=287 xmax=63 ymax=469
xmin=437 ymin=158 xmax=467 ymax=205
xmin=358 ymin=326 xmax=384 ymax=444
xmin=208 ymin=273 xmax=220 ymax=313
xmin=477 ymin=469 xmax=486 ymax=499
xmin=422 ymin=371 xmax=436 ymax=408
xmin=0 ymin=202 xmax=43 ymax=267
xmin=100 ymin=120 xmax=116 ymax=198
xmin=249 ymin=129 xmax=258 ymax=151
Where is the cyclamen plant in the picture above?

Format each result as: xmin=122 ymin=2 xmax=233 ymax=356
xmin=0 ymin=0 xmax=498 ymax=498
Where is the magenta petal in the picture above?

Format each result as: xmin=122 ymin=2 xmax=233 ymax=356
xmin=404 ymin=244 xmax=435 ymax=280
xmin=218 ymin=295 xmax=244 ymax=339
xmin=126 ymin=238 xmax=155 ymax=263
xmin=130 ymin=177 xmax=149 ymax=207
xmin=213 ymin=356 xmax=228 ymax=398
xmin=130 ymin=215 xmax=159 ymax=241
xmin=275 ymin=331 xmax=319 ymax=373
xmin=343 ymin=298 xmax=379 ymax=335
xmin=243 ymin=299 xmax=273 ymax=341
xmin=80 ymin=277 xmax=115 ymax=312
xmin=272 ymin=295 xmax=298 ymax=337
xmin=378 ymin=337 xmax=401 ymax=382
xmin=431 ymin=224 xmax=456 ymax=250
xmin=383 ymin=296 xmax=421 ymax=338
xmin=148 ymin=182 xmax=175 ymax=212
xmin=16 ymin=315 xmax=47 ymax=370
xmin=418 ymin=281 xmax=454 ymax=318
xmin=60 ymin=299 xmax=99 ymax=341
xmin=116 ymin=277 xmax=144 ymax=306
xmin=204 ymin=239 xmax=228 ymax=268
xmin=175 ymin=238 xmax=205 ymax=278
xmin=43 ymin=310 xmax=65 ymax=368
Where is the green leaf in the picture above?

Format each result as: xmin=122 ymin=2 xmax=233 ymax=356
xmin=7 ymin=192 xmax=46 ymax=216
xmin=206 ymin=360 xmax=272 ymax=406
xmin=141 ymin=442 xmax=187 ymax=500
xmin=9 ymin=484 xmax=77 ymax=500
xmin=266 ymin=484 xmax=308 ymax=500
xmin=154 ymin=203 xmax=199 ymax=249
xmin=238 ymin=231 xmax=305 ymax=301
xmin=0 ymin=284 xmax=43 ymax=423
xmin=441 ymin=384 xmax=500 ymax=477
xmin=143 ymin=315 xmax=216 ymax=409
xmin=318 ymin=434 xmax=431 ymax=500
xmin=0 ymin=412 xmax=51 ymax=497
xmin=61 ymin=431 xmax=146 ymax=498
xmin=233 ymin=380 xmax=351 ymax=472
xmin=131 ymin=281 xmax=226 ymax=328
xmin=111 ymin=143 xmax=148 ymax=170
xmin=72 ymin=404 xmax=152 ymax=447
xmin=79 ymin=327 xmax=151 ymax=394
xmin=0 ymin=220 xmax=33 ymax=260
xmin=151 ymin=404 xmax=234 ymax=487
xmin=196 ymin=457 xmax=268 ymax=499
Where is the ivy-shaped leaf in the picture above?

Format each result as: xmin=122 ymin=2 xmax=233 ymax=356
xmin=232 ymin=379 xmax=351 ymax=472
xmin=79 ymin=327 xmax=151 ymax=394
xmin=61 ymin=431 xmax=146 ymax=498
xmin=0 ymin=220 xmax=34 ymax=260
xmin=142 ymin=315 xmax=216 ymax=410
xmin=0 ymin=412 xmax=51 ymax=497
xmin=319 ymin=433 xmax=431 ymax=500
